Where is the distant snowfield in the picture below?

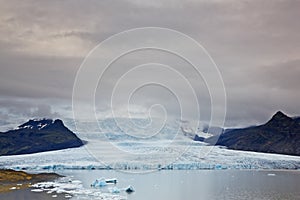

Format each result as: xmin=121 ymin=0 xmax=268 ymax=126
xmin=1 ymin=118 xmax=300 ymax=171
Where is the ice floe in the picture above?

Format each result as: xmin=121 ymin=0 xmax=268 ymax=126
xmin=31 ymin=177 xmax=126 ymax=200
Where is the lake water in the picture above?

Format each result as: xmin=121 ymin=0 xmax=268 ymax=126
xmin=60 ymin=170 xmax=300 ymax=200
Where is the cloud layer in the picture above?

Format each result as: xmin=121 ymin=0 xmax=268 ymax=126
xmin=0 ymin=0 xmax=299 ymax=127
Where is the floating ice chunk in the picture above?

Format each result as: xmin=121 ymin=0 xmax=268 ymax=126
xmin=125 ymin=185 xmax=135 ymax=193
xmin=91 ymin=177 xmax=118 ymax=187
xmin=267 ymin=173 xmax=276 ymax=176
xmin=31 ymin=177 xmax=125 ymax=199
xmin=105 ymin=178 xmax=118 ymax=184
xmin=91 ymin=178 xmax=107 ymax=187
xmin=31 ymin=189 xmax=43 ymax=192
xmin=71 ymin=180 xmax=82 ymax=184
xmin=110 ymin=187 xmax=120 ymax=194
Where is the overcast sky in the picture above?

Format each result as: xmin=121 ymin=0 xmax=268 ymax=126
xmin=0 ymin=0 xmax=299 ymax=129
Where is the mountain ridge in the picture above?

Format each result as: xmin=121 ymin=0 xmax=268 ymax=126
xmin=206 ymin=111 xmax=300 ymax=156
xmin=0 ymin=118 xmax=84 ymax=156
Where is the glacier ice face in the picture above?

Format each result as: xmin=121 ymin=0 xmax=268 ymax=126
xmin=1 ymin=145 xmax=300 ymax=171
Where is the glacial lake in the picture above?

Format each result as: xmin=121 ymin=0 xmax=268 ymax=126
xmin=60 ymin=170 xmax=300 ymax=200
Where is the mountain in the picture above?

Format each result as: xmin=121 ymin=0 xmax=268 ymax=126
xmin=0 ymin=119 xmax=84 ymax=156
xmin=207 ymin=111 xmax=300 ymax=156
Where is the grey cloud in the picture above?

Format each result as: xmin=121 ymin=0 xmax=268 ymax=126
xmin=0 ymin=46 xmax=81 ymax=99
xmin=0 ymin=0 xmax=299 ymax=127
xmin=256 ymin=59 xmax=300 ymax=90
xmin=0 ymin=98 xmax=60 ymax=118
xmin=0 ymin=98 xmax=62 ymax=131
xmin=31 ymin=104 xmax=60 ymax=118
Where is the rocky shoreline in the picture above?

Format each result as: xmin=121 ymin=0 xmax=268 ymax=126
xmin=0 ymin=169 xmax=65 ymax=199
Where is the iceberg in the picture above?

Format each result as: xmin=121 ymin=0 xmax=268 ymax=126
xmin=91 ymin=178 xmax=107 ymax=187
xmin=91 ymin=178 xmax=117 ymax=187
xmin=110 ymin=187 xmax=121 ymax=194
xmin=106 ymin=178 xmax=118 ymax=184
xmin=125 ymin=185 xmax=135 ymax=193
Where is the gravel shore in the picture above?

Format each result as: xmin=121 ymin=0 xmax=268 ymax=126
xmin=0 ymin=169 xmax=66 ymax=199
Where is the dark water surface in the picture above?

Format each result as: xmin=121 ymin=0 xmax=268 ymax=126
xmin=62 ymin=170 xmax=300 ymax=200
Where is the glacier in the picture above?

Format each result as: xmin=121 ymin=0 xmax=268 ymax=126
xmin=1 ymin=143 xmax=299 ymax=171
xmin=0 ymin=117 xmax=300 ymax=171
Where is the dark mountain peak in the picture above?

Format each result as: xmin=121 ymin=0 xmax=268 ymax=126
xmin=15 ymin=118 xmax=71 ymax=132
xmin=212 ymin=111 xmax=300 ymax=156
xmin=1 ymin=118 xmax=83 ymax=156
xmin=53 ymin=119 xmax=64 ymax=125
xmin=18 ymin=118 xmax=54 ymax=130
xmin=17 ymin=118 xmax=68 ymax=131
xmin=272 ymin=111 xmax=290 ymax=120
xmin=266 ymin=111 xmax=293 ymax=127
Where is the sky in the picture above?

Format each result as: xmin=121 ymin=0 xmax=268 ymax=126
xmin=0 ymin=0 xmax=299 ymax=129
